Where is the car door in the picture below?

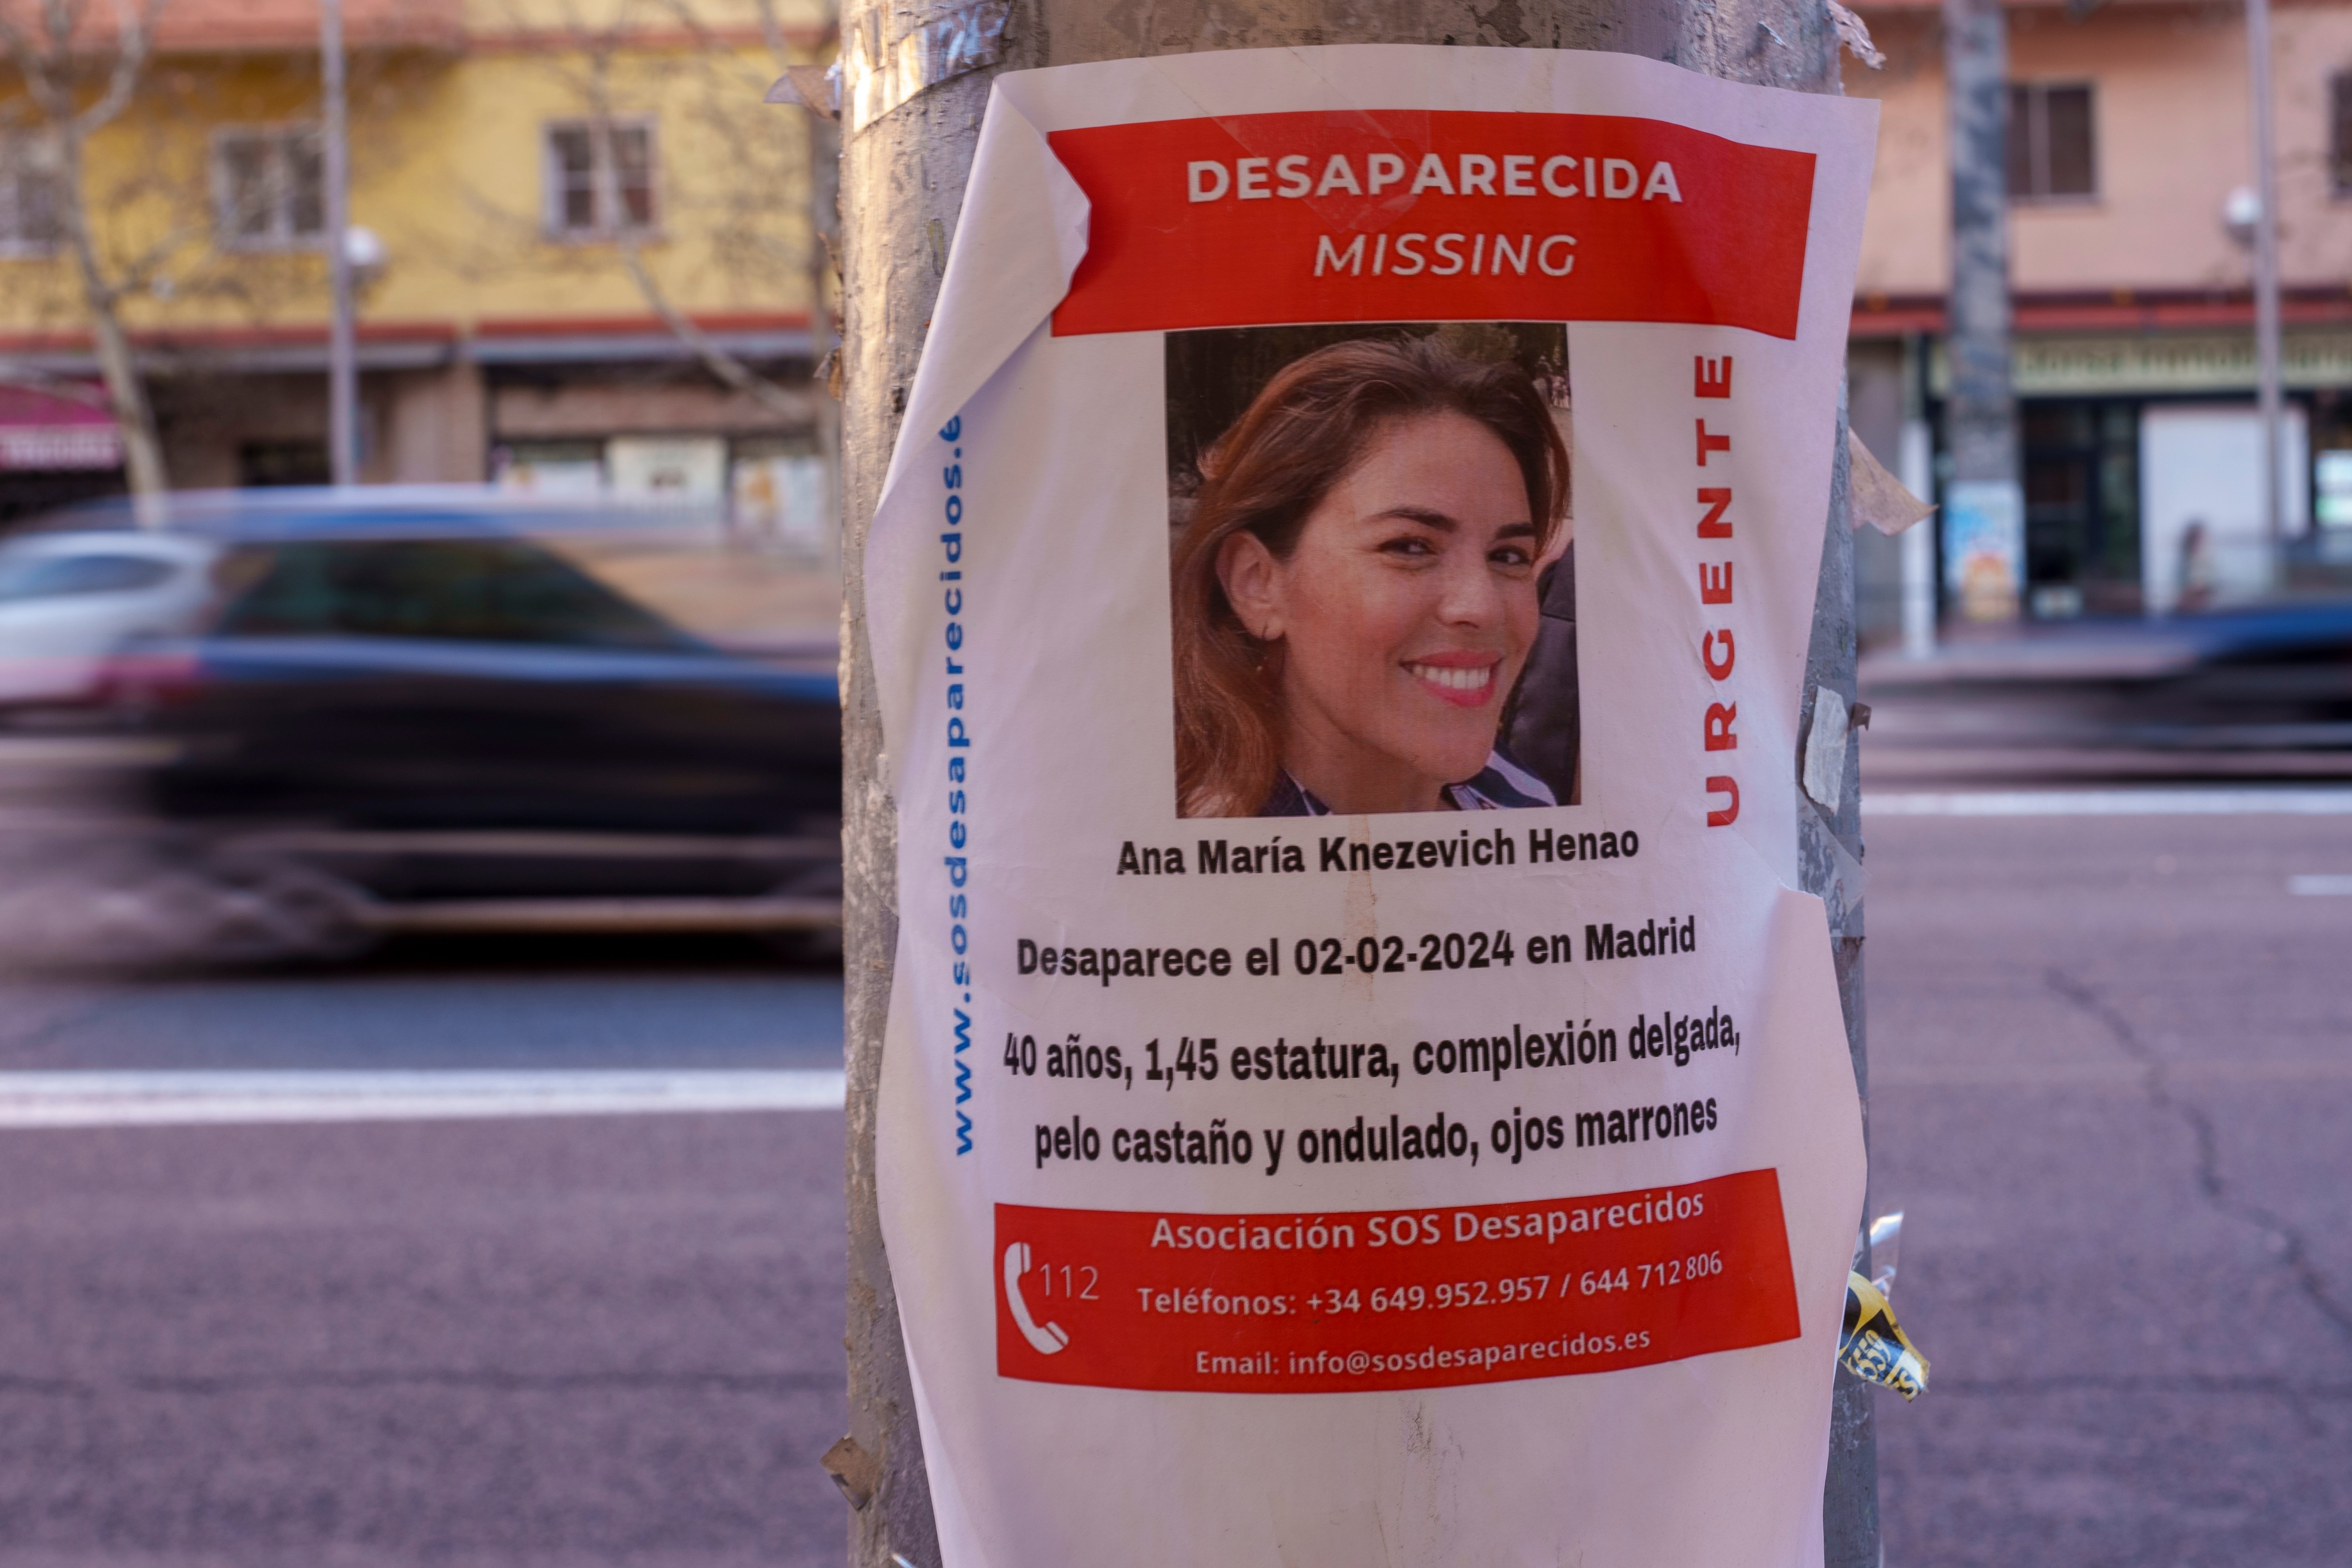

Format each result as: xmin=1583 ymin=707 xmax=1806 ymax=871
xmin=157 ymin=532 xmax=836 ymax=834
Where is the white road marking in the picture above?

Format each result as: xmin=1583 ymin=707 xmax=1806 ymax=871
xmin=1875 ymin=1058 xmax=2352 ymax=1089
xmin=2289 ymin=874 xmax=2352 ymax=896
xmin=0 ymin=1069 xmax=846 ymax=1128
xmin=1865 ymin=789 xmax=2352 ymax=818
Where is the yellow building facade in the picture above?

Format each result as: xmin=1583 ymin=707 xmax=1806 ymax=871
xmin=0 ymin=0 xmax=833 ymax=513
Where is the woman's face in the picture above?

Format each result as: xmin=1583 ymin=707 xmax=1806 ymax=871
xmin=1219 ymin=409 xmax=1541 ymax=814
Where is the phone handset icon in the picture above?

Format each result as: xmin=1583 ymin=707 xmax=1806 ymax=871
xmin=1003 ymin=1242 xmax=1069 ymax=1355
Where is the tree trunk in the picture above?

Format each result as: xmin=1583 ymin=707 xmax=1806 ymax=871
xmin=834 ymin=6 xmax=1869 ymax=1566
xmin=54 ymin=124 xmax=168 ymax=507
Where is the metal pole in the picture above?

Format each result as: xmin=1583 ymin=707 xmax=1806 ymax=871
xmin=2247 ymin=0 xmax=2284 ymax=565
xmin=1900 ymin=332 xmax=1938 ymax=657
xmin=322 ymin=0 xmax=357 ymax=486
xmin=1942 ymin=0 xmax=2022 ymax=619
xmin=834 ymin=8 xmax=1872 ymax=1568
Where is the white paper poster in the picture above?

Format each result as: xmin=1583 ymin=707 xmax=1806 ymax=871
xmin=865 ymin=46 xmax=1876 ymax=1567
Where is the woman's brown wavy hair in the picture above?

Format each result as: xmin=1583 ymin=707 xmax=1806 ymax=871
xmin=1171 ymin=336 xmax=1569 ymax=818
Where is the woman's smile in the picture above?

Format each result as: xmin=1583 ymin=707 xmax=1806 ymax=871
xmin=1402 ymin=652 xmax=1501 ymax=706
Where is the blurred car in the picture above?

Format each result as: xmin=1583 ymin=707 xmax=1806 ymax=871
xmin=1862 ymin=598 xmax=2352 ymax=783
xmin=12 ymin=491 xmax=843 ymax=958
xmin=0 ymin=530 xmax=220 ymax=710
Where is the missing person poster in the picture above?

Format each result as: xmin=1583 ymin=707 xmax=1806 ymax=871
xmin=865 ymin=46 xmax=1877 ymax=1567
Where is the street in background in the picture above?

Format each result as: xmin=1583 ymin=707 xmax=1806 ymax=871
xmin=0 ymin=0 xmax=2348 ymax=1565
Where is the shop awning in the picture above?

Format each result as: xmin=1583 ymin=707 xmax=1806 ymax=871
xmin=0 ymin=385 xmax=123 ymax=473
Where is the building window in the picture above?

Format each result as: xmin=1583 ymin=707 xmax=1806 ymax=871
xmin=2332 ymin=73 xmax=2352 ymax=195
xmin=238 ymin=440 xmax=333 ymax=487
xmin=0 ymin=136 xmax=62 ymax=254
xmin=2006 ymin=83 xmax=2095 ymax=201
xmin=544 ymin=121 xmax=656 ymax=238
xmin=214 ymin=127 xmax=325 ymax=248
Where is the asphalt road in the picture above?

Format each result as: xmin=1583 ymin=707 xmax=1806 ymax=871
xmin=1865 ymin=804 xmax=2352 ymax=1568
xmin=0 ymin=939 xmax=855 ymax=1568
xmin=0 ymin=812 xmax=2346 ymax=1567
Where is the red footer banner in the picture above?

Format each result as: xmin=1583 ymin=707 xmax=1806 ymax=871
xmin=996 ymin=1168 xmax=1800 ymax=1393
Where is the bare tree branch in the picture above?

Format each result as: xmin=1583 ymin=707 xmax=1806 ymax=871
xmin=0 ymin=0 xmax=174 ymax=501
xmin=615 ymin=229 xmax=803 ymax=418
xmin=77 ymin=0 xmax=161 ymax=133
xmin=567 ymin=11 xmax=808 ymax=421
xmin=0 ymin=2 xmax=67 ymax=118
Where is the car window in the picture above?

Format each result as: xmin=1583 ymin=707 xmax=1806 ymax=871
xmin=0 ymin=552 xmax=180 ymax=602
xmin=217 ymin=538 xmax=694 ymax=651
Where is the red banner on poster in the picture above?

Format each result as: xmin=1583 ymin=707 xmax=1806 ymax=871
xmin=997 ymin=1167 xmax=1801 ymax=1393
xmin=1047 ymin=110 xmax=1816 ymax=339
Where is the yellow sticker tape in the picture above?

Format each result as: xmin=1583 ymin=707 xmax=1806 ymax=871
xmin=1838 ymin=1270 xmax=1930 ymax=1400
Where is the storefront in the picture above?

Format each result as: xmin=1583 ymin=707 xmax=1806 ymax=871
xmin=1996 ymin=332 xmax=2348 ymax=615
xmin=0 ymin=384 xmax=126 ymax=526
xmin=478 ymin=341 xmax=835 ymax=566
xmin=1853 ymin=329 xmax=2352 ymax=624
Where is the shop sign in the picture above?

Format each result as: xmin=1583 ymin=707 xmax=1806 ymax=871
xmin=0 ymin=384 xmax=122 ymax=472
xmin=1934 ymin=332 xmax=2352 ymax=397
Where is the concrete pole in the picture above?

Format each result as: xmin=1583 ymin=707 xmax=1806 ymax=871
xmin=1806 ymin=381 xmax=1876 ymax=1568
xmin=2246 ymin=0 xmax=2285 ymax=564
xmin=1942 ymin=0 xmax=2021 ymax=618
xmin=321 ymin=0 xmax=357 ymax=487
xmin=803 ymin=97 xmax=842 ymax=575
xmin=833 ymin=7 xmax=1874 ymax=1567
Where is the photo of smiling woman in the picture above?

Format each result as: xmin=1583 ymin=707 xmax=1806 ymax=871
xmin=1172 ymin=333 xmax=1571 ymax=818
